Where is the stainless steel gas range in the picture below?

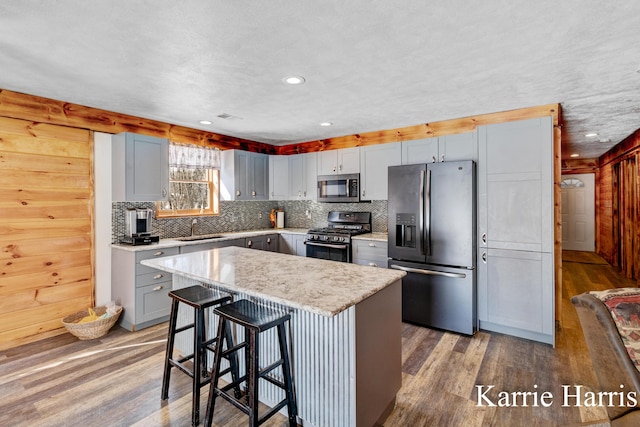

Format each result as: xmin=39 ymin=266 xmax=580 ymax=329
xmin=305 ymin=211 xmax=372 ymax=263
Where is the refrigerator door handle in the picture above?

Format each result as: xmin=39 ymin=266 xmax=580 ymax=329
xmin=419 ymin=170 xmax=425 ymax=255
xmin=390 ymin=264 xmax=467 ymax=279
xmin=425 ymin=168 xmax=432 ymax=256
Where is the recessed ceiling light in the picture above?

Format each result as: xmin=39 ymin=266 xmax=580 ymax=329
xmin=585 ymin=132 xmax=599 ymax=137
xmin=199 ymin=120 xmax=212 ymax=125
xmin=283 ymin=75 xmax=306 ymax=85
xmin=570 ymin=153 xmax=580 ymax=158
xmin=320 ymin=122 xmax=333 ymax=127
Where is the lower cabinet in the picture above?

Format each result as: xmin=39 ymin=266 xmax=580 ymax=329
xmin=352 ymin=240 xmax=388 ymax=267
xmin=279 ymin=233 xmax=307 ymax=256
xmin=477 ymin=248 xmax=554 ymax=344
xmin=111 ymin=246 xmax=179 ymax=331
xmin=246 ymin=234 xmax=278 ymax=252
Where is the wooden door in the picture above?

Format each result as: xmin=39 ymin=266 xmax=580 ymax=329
xmin=0 ymin=117 xmax=93 ymax=349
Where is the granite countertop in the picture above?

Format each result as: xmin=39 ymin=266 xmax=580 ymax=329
xmin=141 ymin=246 xmax=404 ymax=317
xmin=112 ymin=228 xmax=309 ymax=252
xmin=353 ymin=232 xmax=388 ymax=242
xmin=112 ymin=228 xmax=387 ymax=251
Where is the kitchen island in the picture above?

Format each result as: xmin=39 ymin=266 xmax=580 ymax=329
xmin=141 ymin=246 xmax=405 ymax=427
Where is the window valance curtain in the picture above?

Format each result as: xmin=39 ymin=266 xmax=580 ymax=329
xmin=169 ymin=143 xmax=220 ymax=169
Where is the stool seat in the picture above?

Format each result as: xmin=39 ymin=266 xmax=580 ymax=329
xmin=214 ymin=299 xmax=291 ymax=332
xmin=161 ymin=285 xmax=238 ymax=426
xmin=205 ymin=299 xmax=297 ymax=427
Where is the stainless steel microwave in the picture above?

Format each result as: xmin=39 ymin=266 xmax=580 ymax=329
xmin=317 ymin=173 xmax=360 ymax=203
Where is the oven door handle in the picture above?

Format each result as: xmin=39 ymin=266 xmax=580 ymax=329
xmin=389 ymin=264 xmax=466 ymax=279
xmin=304 ymin=241 xmax=349 ymax=250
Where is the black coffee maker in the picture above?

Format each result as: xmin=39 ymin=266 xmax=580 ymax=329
xmin=122 ymin=208 xmax=159 ymax=245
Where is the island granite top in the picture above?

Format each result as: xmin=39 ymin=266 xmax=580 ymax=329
xmin=141 ymin=246 xmax=405 ymax=317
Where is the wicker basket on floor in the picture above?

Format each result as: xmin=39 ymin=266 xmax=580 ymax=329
xmin=62 ymin=305 xmax=122 ymax=340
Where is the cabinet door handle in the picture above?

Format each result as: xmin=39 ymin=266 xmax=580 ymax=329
xmin=432 ymin=155 xmax=437 ymax=163
xmin=236 ymin=190 xmax=241 ymax=197
xmin=153 ymin=274 xmax=164 ymax=280
xmin=482 ymin=252 xmax=487 ymax=263
xmin=332 ymin=165 xmax=337 ymax=172
xmin=440 ymin=154 xmax=445 ymax=162
xmin=247 ymin=240 xmax=252 ymax=247
xmin=162 ymin=188 xmax=167 ymax=197
xmin=368 ymin=242 xmax=376 ymax=247
xmin=152 ymin=285 xmax=164 ymax=291
xmin=481 ymin=233 xmax=487 ymax=245
xmin=339 ymin=164 xmax=343 ymax=171
xmin=362 ymin=189 xmax=366 ymax=197
xmin=303 ymin=191 xmax=306 ymax=197
xmin=368 ymin=262 xmax=378 ymax=267
xmin=252 ymin=190 xmax=256 ymax=197
xmin=267 ymin=238 xmax=272 ymax=244
xmin=153 ymin=251 xmax=164 ymax=256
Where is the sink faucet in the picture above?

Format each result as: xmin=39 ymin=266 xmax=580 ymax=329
xmin=191 ymin=218 xmax=197 ymax=236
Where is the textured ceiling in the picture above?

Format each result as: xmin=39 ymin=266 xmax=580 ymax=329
xmin=1 ymin=1 xmax=639 ymax=160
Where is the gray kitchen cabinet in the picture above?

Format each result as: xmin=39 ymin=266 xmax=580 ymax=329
xmin=221 ymin=149 xmax=269 ymax=200
xmin=317 ymin=147 xmax=360 ymax=175
xmin=269 ymin=155 xmax=290 ymax=200
xmin=246 ymin=234 xmax=278 ymax=252
xmin=289 ymin=152 xmax=318 ymax=200
xmin=352 ymin=239 xmax=388 ymax=268
xmin=111 ymin=246 xmax=179 ymax=331
xmin=476 ymin=116 xmax=554 ymax=345
xmin=279 ymin=233 xmax=307 ymax=256
xmin=401 ymin=131 xmax=477 ymax=165
xmin=359 ymin=142 xmax=402 ymax=200
xmin=112 ymin=132 xmax=169 ymax=201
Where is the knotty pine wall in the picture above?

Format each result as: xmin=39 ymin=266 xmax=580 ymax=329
xmin=596 ymin=129 xmax=640 ymax=283
xmin=0 ymin=88 xmax=563 ymax=347
xmin=0 ymin=117 xmax=93 ymax=350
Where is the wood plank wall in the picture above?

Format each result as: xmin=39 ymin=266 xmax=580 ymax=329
xmin=0 ymin=88 xmax=563 ymax=347
xmin=0 ymin=117 xmax=93 ymax=350
xmin=596 ymin=129 xmax=640 ymax=284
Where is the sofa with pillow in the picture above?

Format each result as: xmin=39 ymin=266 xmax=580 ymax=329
xmin=572 ymin=289 xmax=640 ymax=426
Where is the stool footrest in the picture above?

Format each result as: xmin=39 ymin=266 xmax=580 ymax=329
xmin=174 ymin=323 xmax=195 ymax=334
xmin=259 ymin=359 xmax=284 ymax=378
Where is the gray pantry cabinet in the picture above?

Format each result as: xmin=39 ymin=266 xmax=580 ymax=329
xmin=317 ymin=147 xmax=360 ymax=175
xmin=476 ymin=116 xmax=555 ymax=345
xmin=359 ymin=142 xmax=402 ymax=200
xmin=221 ymin=149 xmax=269 ymax=200
xmin=112 ymin=132 xmax=169 ymax=201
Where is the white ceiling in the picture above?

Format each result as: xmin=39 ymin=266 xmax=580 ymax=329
xmin=1 ymin=1 xmax=639 ymax=160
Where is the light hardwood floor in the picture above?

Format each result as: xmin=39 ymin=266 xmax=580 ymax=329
xmin=0 ymin=251 xmax=636 ymax=427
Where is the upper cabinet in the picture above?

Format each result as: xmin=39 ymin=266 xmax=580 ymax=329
xmin=112 ymin=132 xmax=169 ymax=201
xmin=359 ymin=142 xmax=402 ymax=200
xmin=317 ymin=147 xmax=360 ymax=175
xmin=221 ymin=150 xmax=269 ymax=201
xmin=289 ymin=152 xmax=317 ymax=200
xmin=269 ymin=155 xmax=290 ymax=200
xmin=402 ymin=132 xmax=478 ymax=165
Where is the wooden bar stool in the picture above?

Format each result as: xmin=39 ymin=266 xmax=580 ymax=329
xmin=204 ymin=299 xmax=297 ymax=427
xmin=161 ymin=285 xmax=239 ymax=426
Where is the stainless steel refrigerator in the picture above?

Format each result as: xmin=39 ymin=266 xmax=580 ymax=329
xmin=388 ymin=160 xmax=477 ymax=335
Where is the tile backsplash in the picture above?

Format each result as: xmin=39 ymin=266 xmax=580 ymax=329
xmin=112 ymin=200 xmax=388 ymax=243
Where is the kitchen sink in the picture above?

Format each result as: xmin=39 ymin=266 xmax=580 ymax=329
xmin=177 ymin=235 xmax=224 ymax=241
